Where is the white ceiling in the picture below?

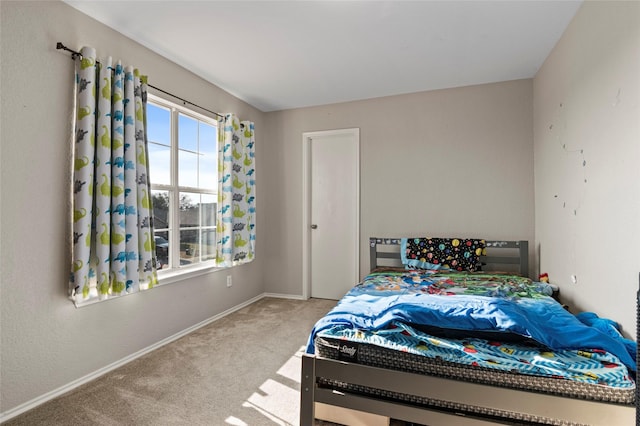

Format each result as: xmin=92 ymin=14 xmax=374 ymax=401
xmin=64 ymin=1 xmax=582 ymax=112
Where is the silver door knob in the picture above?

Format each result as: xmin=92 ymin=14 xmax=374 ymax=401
xmin=310 ymin=224 xmax=318 ymax=229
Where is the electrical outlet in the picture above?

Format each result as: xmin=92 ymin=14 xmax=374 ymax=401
xmin=226 ymin=275 xmax=232 ymax=287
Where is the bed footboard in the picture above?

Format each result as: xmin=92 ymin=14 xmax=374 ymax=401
xmin=300 ymin=353 xmax=635 ymax=426
xmin=300 ymin=352 xmax=315 ymax=424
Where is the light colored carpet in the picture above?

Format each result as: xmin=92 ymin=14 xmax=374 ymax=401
xmin=4 ymin=297 xmax=344 ymax=426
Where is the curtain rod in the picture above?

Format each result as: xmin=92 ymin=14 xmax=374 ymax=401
xmin=56 ymin=42 xmax=224 ymax=119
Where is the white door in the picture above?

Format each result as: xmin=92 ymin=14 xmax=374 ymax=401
xmin=303 ymin=129 xmax=359 ymax=300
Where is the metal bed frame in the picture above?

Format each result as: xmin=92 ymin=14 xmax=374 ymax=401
xmin=300 ymin=238 xmax=636 ymax=425
xmin=368 ymin=238 xmax=529 ymax=276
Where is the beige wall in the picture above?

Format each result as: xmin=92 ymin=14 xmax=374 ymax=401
xmin=0 ymin=1 xmax=266 ymax=414
xmin=534 ymin=1 xmax=640 ymax=336
xmin=263 ymin=79 xmax=535 ymax=295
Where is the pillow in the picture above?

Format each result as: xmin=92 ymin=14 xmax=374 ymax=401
xmin=401 ymin=237 xmax=486 ymax=272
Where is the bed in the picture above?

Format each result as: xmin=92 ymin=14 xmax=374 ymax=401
xmin=300 ymin=237 xmax=638 ymax=426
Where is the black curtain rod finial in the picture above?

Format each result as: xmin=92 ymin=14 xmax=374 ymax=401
xmin=56 ymin=42 xmax=81 ymax=59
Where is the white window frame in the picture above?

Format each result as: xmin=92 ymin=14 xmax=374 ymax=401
xmin=147 ymin=92 xmax=223 ymax=283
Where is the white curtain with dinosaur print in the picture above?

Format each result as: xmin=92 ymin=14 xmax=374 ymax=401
xmin=70 ymin=46 xmax=158 ymax=306
xmin=216 ymin=114 xmax=256 ymax=267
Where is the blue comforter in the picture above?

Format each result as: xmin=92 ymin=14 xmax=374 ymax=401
xmin=306 ymin=270 xmax=636 ymax=372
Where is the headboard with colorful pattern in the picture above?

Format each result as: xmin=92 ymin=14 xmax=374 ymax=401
xmin=369 ymin=237 xmax=529 ymax=277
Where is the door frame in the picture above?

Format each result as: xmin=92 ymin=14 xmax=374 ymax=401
xmin=302 ymin=128 xmax=360 ymax=299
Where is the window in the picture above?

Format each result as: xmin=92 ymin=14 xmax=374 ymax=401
xmin=147 ymin=94 xmax=218 ymax=272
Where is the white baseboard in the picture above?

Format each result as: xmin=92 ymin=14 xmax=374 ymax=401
xmin=0 ymin=293 xmax=267 ymax=423
xmin=263 ymin=292 xmax=306 ymax=300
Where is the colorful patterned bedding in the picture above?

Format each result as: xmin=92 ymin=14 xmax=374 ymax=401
xmin=306 ymin=269 xmax=637 ymax=389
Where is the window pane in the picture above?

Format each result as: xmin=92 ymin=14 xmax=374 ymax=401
xmin=152 ymin=190 xmax=170 ymax=270
xmin=179 ymin=192 xmax=199 ymax=228
xmin=151 ymin=190 xmax=170 ymax=231
xmin=178 ymin=150 xmax=198 ymax=188
xmin=180 ymin=229 xmax=198 ymax=265
xmin=154 ymin=231 xmax=170 ymax=270
xmin=148 ymin=103 xmax=171 ymax=186
xmin=199 ymin=122 xmax=217 ymax=190
xmin=202 ymin=229 xmax=216 ymax=262
xmin=178 ymin=114 xmax=198 ymax=152
xmin=201 ymin=194 xmax=216 ymax=228
xmin=148 ymin=143 xmax=170 ymax=185
xmin=147 ymin=103 xmax=170 ymax=146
